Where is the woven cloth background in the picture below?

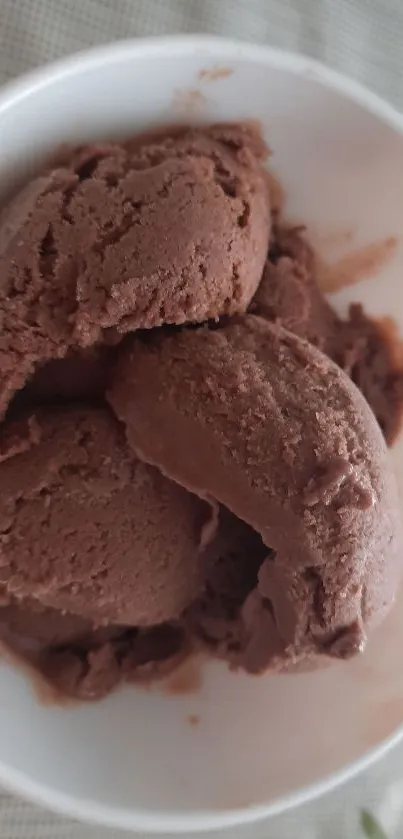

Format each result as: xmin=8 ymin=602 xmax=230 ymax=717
xmin=1 ymin=2 xmax=403 ymax=837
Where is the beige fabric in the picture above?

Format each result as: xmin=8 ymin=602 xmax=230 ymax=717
xmin=1 ymin=2 xmax=403 ymax=836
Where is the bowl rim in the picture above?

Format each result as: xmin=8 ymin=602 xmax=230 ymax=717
xmin=1 ymin=33 xmax=403 ymax=834
xmin=1 ymin=32 xmax=403 ymax=132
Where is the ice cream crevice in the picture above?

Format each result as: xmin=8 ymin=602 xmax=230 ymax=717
xmin=0 ymin=124 xmax=271 ymax=418
xmin=303 ymin=566 xmax=326 ymax=629
xmin=315 ymin=619 xmax=367 ymax=660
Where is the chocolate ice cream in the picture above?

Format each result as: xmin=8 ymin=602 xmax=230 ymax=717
xmin=0 ymin=596 xmax=189 ymax=700
xmin=8 ymin=346 xmax=114 ymax=418
xmin=184 ymin=508 xmax=269 ymax=665
xmin=0 ymin=597 xmax=102 ymax=650
xmin=0 ymin=121 xmax=402 ymax=700
xmin=0 ymin=124 xmax=270 ymax=416
xmin=108 ymin=315 xmax=402 ymax=670
xmin=252 ymin=223 xmax=403 ymax=444
xmin=0 ymin=506 xmax=266 ymax=700
xmin=0 ymin=407 xmax=213 ymax=626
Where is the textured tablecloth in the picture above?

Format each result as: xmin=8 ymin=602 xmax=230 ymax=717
xmin=1 ymin=2 xmax=403 ymax=837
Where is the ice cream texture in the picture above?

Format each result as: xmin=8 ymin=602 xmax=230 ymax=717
xmin=108 ymin=315 xmax=401 ymax=670
xmin=0 ymin=123 xmax=270 ymax=417
xmin=0 ymin=122 xmax=402 ymax=699
xmin=0 ymin=407 xmax=213 ymax=627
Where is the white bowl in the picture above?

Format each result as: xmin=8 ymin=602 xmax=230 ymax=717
xmin=1 ymin=35 xmax=403 ymax=835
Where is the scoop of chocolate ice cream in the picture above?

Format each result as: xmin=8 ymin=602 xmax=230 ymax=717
xmin=0 ymin=503 xmax=267 ymax=700
xmin=0 ymin=407 xmax=214 ymax=627
xmin=252 ymin=225 xmax=403 ymax=445
xmin=251 ymin=240 xmax=338 ymax=348
xmin=0 ymin=170 xmax=80 ymax=415
xmin=70 ymin=123 xmax=271 ymax=344
xmin=109 ymin=315 xmax=402 ymax=671
xmin=0 ymin=124 xmax=270 ymax=416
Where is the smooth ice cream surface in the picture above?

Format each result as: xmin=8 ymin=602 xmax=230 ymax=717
xmin=0 ymin=406 xmax=212 ymax=626
xmin=0 ymin=123 xmax=270 ymax=417
xmin=0 ymin=121 xmax=402 ymax=700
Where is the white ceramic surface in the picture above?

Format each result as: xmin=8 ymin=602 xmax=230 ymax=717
xmin=1 ymin=35 xmax=403 ymax=834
